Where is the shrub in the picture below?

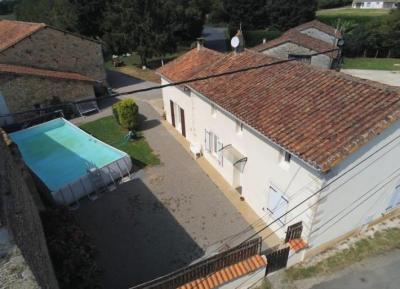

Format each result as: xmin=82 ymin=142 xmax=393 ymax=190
xmin=112 ymin=99 xmax=139 ymax=130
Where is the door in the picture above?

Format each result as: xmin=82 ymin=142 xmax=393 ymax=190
xmin=180 ymin=107 xmax=186 ymax=137
xmin=0 ymin=93 xmax=13 ymax=126
xmin=170 ymin=100 xmax=175 ymax=127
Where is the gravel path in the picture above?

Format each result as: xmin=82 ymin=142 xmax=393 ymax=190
xmin=74 ymin=72 xmax=254 ymax=289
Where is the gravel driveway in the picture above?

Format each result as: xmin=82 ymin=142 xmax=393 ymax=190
xmin=73 ymin=72 xmax=255 ymax=289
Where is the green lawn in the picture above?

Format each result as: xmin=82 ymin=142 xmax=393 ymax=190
xmin=317 ymin=7 xmax=391 ymax=25
xmin=80 ymin=116 xmax=160 ymax=168
xmin=343 ymin=57 xmax=400 ymax=70
xmin=105 ymin=47 xmax=190 ymax=83
xmin=285 ymin=227 xmax=400 ymax=281
xmin=0 ymin=13 xmax=15 ymax=20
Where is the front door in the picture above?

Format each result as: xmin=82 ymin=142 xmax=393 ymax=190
xmin=170 ymin=100 xmax=175 ymax=127
xmin=180 ymin=108 xmax=186 ymax=137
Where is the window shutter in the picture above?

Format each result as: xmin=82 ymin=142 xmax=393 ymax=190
xmin=217 ymin=140 xmax=223 ymax=166
xmin=267 ymin=186 xmax=288 ymax=224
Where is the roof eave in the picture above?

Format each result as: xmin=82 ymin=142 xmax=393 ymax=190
xmin=158 ymin=74 xmax=324 ymax=174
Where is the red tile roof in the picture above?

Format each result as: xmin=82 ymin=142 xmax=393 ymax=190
xmin=0 ymin=20 xmax=46 ymax=52
xmin=158 ymin=48 xmax=400 ymax=172
xmin=295 ymin=20 xmax=342 ymax=39
xmin=0 ymin=20 xmax=101 ymax=53
xmin=178 ymin=255 xmax=267 ymax=289
xmin=158 ymin=47 xmax=223 ymax=82
xmin=253 ymin=29 xmax=338 ymax=58
xmin=288 ymin=239 xmax=308 ymax=253
xmin=0 ymin=63 xmax=95 ymax=83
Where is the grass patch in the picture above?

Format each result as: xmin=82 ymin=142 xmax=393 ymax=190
xmin=343 ymin=57 xmax=400 ymax=70
xmin=317 ymin=7 xmax=391 ymax=25
xmin=285 ymin=227 xmax=400 ymax=281
xmin=105 ymin=48 xmax=190 ymax=83
xmin=80 ymin=116 xmax=160 ymax=168
xmin=0 ymin=13 xmax=15 ymax=20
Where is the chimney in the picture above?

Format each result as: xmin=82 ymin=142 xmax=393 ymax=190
xmin=234 ymin=29 xmax=245 ymax=53
xmin=196 ymin=37 xmax=205 ymax=51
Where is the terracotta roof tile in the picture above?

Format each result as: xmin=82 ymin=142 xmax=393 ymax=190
xmin=288 ymin=239 xmax=308 ymax=252
xmin=0 ymin=20 xmax=45 ymax=52
xmin=157 ymin=47 xmax=223 ymax=82
xmin=159 ymin=48 xmax=400 ymax=172
xmin=0 ymin=63 xmax=95 ymax=83
xmin=177 ymin=255 xmax=267 ymax=289
xmin=253 ymin=29 xmax=338 ymax=58
xmin=295 ymin=20 xmax=342 ymax=38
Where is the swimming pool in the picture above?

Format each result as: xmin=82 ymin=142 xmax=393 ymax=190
xmin=10 ymin=118 xmax=132 ymax=205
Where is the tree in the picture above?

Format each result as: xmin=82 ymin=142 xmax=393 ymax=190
xmin=103 ymin=0 xmax=206 ymax=66
xmin=15 ymin=0 xmax=78 ymax=32
xmin=265 ymin=0 xmax=318 ymax=30
xmin=222 ymin=0 xmax=267 ymax=31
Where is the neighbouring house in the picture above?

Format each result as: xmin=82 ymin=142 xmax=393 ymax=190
xmin=352 ymin=0 xmax=399 ymax=8
xmin=0 ymin=20 xmax=106 ymax=125
xmin=253 ymin=20 xmax=342 ymax=69
xmin=294 ymin=20 xmax=342 ymax=45
xmin=0 ymin=64 xmax=96 ymax=125
xmin=157 ymin=44 xmax=400 ymax=264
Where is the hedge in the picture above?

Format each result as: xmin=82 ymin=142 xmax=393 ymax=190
xmin=112 ymin=99 xmax=139 ymax=130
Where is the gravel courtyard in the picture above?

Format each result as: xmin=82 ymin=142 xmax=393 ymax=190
xmin=73 ymin=72 xmax=255 ymax=289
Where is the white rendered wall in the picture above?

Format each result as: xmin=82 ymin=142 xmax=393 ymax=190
xmin=260 ymin=42 xmax=332 ymax=69
xmin=309 ymin=121 xmax=400 ymax=248
xmin=162 ymin=78 xmax=324 ymax=240
xmin=299 ymin=28 xmax=337 ymax=45
xmin=354 ymin=1 xmax=385 ymax=8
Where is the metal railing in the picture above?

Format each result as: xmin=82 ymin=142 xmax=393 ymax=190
xmin=130 ymin=237 xmax=262 ymax=289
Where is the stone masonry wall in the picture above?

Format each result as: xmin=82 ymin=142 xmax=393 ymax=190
xmin=0 ymin=130 xmax=59 ymax=289
xmin=0 ymin=74 xmax=94 ymax=115
xmin=0 ymin=27 xmax=106 ymax=82
xmin=261 ymin=42 xmax=332 ymax=69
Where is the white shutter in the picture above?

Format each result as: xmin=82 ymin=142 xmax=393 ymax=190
xmin=267 ymin=186 xmax=281 ymax=213
xmin=205 ymin=129 xmax=210 ymax=152
xmin=217 ymin=140 xmax=223 ymax=166
xmin=267 ymin=185 xmax=288 ymax=224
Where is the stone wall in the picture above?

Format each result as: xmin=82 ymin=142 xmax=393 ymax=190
xmin=0 ymin=27 xmax=106 ymax=82
xmin=0 ymin=74 xmax=94 ymax=117
xmin=0 ymin=130 xmax=59 ymax=289
xmin=261 ymin=42 xmax=332 ymax=69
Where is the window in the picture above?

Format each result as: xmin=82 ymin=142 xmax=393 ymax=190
xmin=211 ymin=104 xmax=216 ymax=117
xmin=182 ymin=85 xmax=191 ymax=96
xmin=213 ymin=134 xmax=219 ymax=155
xmin=267 ymin=185 xmax=289 ymax=225
xmin=284 ymin=152 xmax=291 ymax=163
xmin=236 ymin=120 xmax=244 ymax=134
xmin=288 ymin=54 xmax=311 ymax=64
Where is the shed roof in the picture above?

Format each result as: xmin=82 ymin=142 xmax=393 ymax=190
xmin=0 ymin=63 xmax=96 ymax=83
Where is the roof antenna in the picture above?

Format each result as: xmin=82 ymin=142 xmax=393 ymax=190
xmin=231 ymin=22 xmax=245 ymax=53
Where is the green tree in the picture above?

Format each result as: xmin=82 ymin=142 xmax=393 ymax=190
xmin=103 ymin=0 xmax=206 ymax=66
xmin=15 ymin=0 xmax=78 ymax=32
xmin=265 ymin=0 xmax=318 ymax=30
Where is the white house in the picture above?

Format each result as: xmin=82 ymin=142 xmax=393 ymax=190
xmin=157 ymin=45 xmax=400 ymax=262
xmin=352 ymin=0 xmax=399 ymax=8
xmin=253 ymin=21 xmax=342 ymax=69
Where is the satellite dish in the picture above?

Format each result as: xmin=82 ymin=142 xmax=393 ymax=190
xmin=231 ymin=36 xmax=240 ymax=49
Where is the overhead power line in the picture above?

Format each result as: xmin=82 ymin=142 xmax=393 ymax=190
xmin=0 ymin=47 xmax=340 ymax=118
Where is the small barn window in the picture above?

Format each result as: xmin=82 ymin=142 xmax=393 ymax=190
xmin=284 ymin=152 xmax=292 ymax=163
xmin=236 ymin=120 xmax=244 ymax=134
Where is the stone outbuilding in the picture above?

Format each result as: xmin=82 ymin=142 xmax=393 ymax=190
xmin=253 ymin=20 xmax=342 ymax=69
xmin=0 ymin=20 xmax=106 ymax=125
